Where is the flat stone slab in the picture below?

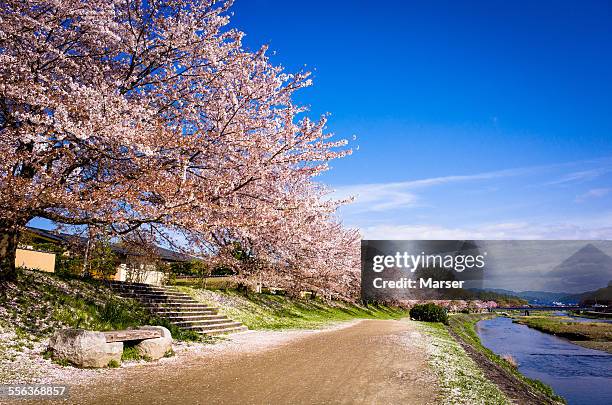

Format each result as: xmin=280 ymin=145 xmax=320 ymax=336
xmin=103 ymin=329 xmax=163 ymax=342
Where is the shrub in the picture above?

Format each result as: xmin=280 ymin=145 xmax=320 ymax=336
xmin=53 ymin=357 xmax=71 ymax=367
xmin=107 ymin=359 xmax=120 ymax=368
xmin=121 ymin=345 xmax=142 ymax=362
xmin=42 ymin=349 xmax=53 ymax=360
xmin=410 ymin=303 xmax=448 ymax=324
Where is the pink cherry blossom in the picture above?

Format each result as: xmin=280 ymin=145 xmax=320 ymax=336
xmin=0 ymin=0 xmax=360 ymax=295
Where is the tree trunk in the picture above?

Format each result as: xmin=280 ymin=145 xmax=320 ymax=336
xmin=82 ymin=236 xmax=91 ymax=278
xmin=0 ymin=224 xmax=19 ymax=282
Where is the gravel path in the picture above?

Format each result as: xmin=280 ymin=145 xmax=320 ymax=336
xmin=44 ymin=319 xmax=438 ymax=405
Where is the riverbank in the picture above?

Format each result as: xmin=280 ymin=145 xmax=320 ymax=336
xmin=513 ymin=315 xmax=612 ymax=354
xmin=416 ymin=321 xmax=510 ymax=404
xmin=572 ymin=310 xmax=612 ymax=319
xmin=445 ymin=313 xmax=565 ymax=404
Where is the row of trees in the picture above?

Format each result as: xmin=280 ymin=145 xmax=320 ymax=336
xmin=0 ymin=0 xmax=360 ymax=298
xmin=393 ymin=300 xmax=499 ymax=312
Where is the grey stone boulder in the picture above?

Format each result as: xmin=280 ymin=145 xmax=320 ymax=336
xmin=48 ymin=329 xmax=122 ymax=368
xmin=135 ymin=326 xmax=173 ymax=360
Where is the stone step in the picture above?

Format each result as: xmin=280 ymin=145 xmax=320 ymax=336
xmin=115 ymin=289 xmax=173 ymax=295
xmin=143 ymin=302 xmax=201 ymax=308
xmin=142 ymin=300 xmax=210 ymax=307
xmin=108 ymin=282 xmax=153 ymax=288
xmin=172 ymin=318 xmax=233 ymax=327
xmin=144 ymin=303 xmax=216 ymax=309
xmin=147 ymin=309 xmax=217 ymax=314
xmin=165 ymin=314 xmax=227 ymax=321
xmin=147 ymin=309 xmax=219 ymax=316
xmin=115 ymin=289 xmax=171 ymax=296
xmin=112 ymin=285 xmax=180 ymax=293
xmin=122 ymin=297 xmax=196 ymax=304
xmin=117 ymin=291 xmax=190 ymax=297
xmin=151 ymin=309 xmax=219 ymax=316
xmin=109 ymin=281 xmax=246 ymax=336
xmin=113 ymin=290 xmax=189 ymax=297
xmin=181 ymin=321 xmax=244 ymax=331
xmin=130 ymin=296 xmax=199 ymax=304
xmin=196 ymin=325 xmax=249 ymax=336
xmin=110 ymin=283 xmax=169 ymax=291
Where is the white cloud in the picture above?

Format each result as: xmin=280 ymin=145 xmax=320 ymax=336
xmin=332 ymin=157 xmax=612 ymax=237
xmin=547 ymin=167 xmax=612 ymax=185
xmin=360 ymin=221 xmax=612 ymax=240
xmin=333 ymin=166 xmax=537 ymax=213
xmin=575 ymin=188 xmax=611 ymax=203
xmin=333 ymin=183 xmax=419 ymax=212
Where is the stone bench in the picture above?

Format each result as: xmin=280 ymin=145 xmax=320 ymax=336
xmin=48 ymin=326 xmax=172 ymax=368
xmin=103 ymin=328 xmax=162 ymax=342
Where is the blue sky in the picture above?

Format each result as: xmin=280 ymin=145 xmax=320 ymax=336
xmin=29 ymin=1 xmax=612 ymax=239
xmin=228 ymin=0 xmax=612 ymax=239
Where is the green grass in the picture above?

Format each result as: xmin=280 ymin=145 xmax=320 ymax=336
xmin=512 ymin=314 xmax=612 ymax=354
xmin=513 ymin=315 xmax=612 ymax=342
xmin=121 ymin=345 xmax=142 ymax=362
xmin=417 ymin=321 xmax=510 ymax=405
xmin=107 ymin=359 xmax=120 ymax=368
xmin=447 ymin=313 xmax=565 ymax=404
xmin=52 ymin=357 xmax=71 ymax=367
xmin=171 ymin=277 xmax=237 ymax=290
xmin=572 ymin=311 xmax=612 ymax=319
xmin=179 ymin=287 xmax=407 ymax=330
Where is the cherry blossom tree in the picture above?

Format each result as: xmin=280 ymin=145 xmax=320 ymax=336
xmin=485 ymin=300 xmax=498 ymax=310
xmin=0 ymin=0 xmax=359 ymax=294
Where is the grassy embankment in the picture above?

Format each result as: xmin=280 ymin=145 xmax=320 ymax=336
xmin=513 ymin=315 xmax=612 ymax=353
xmin=0 ymin=269 xmax=203 ymax=380
xmin=0 ymin=269 xmax=200 ymax=342
xmin=444 ymin=313 xmax=565 ymax=404
xmin=0 ymin=269 xmax=201 ymax=381
xmin=178 ymin=286 xmax=407 ymax=330
xmin=416 ymin=321 xmax=510 ymax=405
xmin=2 ymin=271 xmax=407 ymax=340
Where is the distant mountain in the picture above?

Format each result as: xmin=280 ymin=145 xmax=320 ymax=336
xmin=475 ymin=288 xmax=577 ymax=305
xmin=571 ymin=281 xmax=612 ymax=306
xmin=466 ymin=288 xmax=528 ymax=305
xmin=518 ymin=290 xmax=577 ymax=304
xmin=546 ymin=243 xmax=612 ymax=293
xmin=476 ymin=281 xmax=612 ymax=305
xmin=482 ymin=288 xmax=518 ymax=296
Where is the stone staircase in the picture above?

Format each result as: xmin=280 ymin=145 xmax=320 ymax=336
xmin=108 ymin=281 xmax=247 ymax=336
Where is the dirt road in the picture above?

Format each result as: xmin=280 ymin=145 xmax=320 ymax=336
xmin=66 ymin=320 xmax=438 ymax=405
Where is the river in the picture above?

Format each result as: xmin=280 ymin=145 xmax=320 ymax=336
xmin=476 ymin=317 xmax=612 ymax=405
